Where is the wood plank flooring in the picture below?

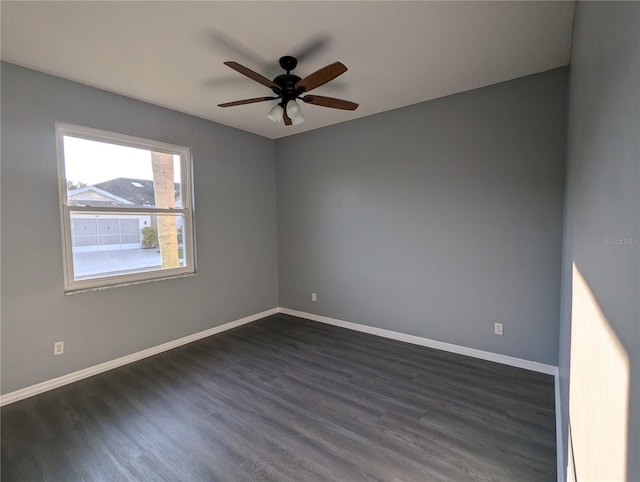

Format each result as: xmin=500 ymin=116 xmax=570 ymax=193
xmin=1 ymin=314 xmax=556 ymax=481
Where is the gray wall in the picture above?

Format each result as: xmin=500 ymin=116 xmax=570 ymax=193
xmin=276 ymin=68 xmax=568 ymax=365
xmin=559 ymin=2 xmax=639 ymax=480
xmin=1 ymin=62 xmax=279 ymax=394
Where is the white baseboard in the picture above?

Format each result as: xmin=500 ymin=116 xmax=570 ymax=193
xmin=279 ymin=307 xmax=558 ymax=375
xmin=555 ymin=372 xmax=565 ymax=482
xmin=0 ymin=307 xmax=279 ymax=407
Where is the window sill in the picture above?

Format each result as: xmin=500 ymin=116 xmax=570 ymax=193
xmin=64 ymin=271 xmax=198 ymax=295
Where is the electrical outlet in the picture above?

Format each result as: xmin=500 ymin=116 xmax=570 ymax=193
xmin=54 ymin=341 xmax=64 ymax=355
xmin=494 ymin=323 xmax=504 ymax=336
xmin=311 ymin=292 xmax=317 ymax=302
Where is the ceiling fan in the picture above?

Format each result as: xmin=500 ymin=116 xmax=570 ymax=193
xmin=218 ymin=56 xmax=358 ymax=126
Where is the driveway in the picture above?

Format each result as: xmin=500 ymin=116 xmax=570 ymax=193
xmin=73 ymin=248 xmax=182 ymax=279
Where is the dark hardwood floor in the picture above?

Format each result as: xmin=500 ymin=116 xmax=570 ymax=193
xmin=1 ymin=314 xmax=556 ymax=481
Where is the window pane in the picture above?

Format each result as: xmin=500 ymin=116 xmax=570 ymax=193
xmin=58 ymin=124 xmax=195 ymax=292
xmin=63 ymin=136 xmax=182 ymax=208
xmin=71 ymin=213 xmax=187 ymax=281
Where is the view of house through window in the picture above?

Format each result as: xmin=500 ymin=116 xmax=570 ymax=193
xmin=57 ymin=124 xmax=195 ymax=291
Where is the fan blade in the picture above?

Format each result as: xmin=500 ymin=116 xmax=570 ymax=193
xmin=218 ymin=96 xmax=277 ymax=107
xmin=223 ymin=61 xmax=279 ymax=90
xmin=302 ymin=95 xmax=358 ymax=110
xmin=293 ymin=36 xmax=330 ymax=63
xmin=283 ymin=111 xmax=293 ymax=126
xmin=207 ymin=31 xmax=266 ymax=69
xmin=296 ymin=62 xmax=348 ymax=93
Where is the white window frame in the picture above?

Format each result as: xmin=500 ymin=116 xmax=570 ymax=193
xmin=56 ymin=122 xmax=196 ymax=293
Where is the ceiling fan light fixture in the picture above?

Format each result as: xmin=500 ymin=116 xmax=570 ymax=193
xmin=290 ymin=112 xmax=305 ymax=125
xmin=267 ymin=103 xmax=284 ymax=123
xmin=286 ymin=99 xmax=302 ymax=119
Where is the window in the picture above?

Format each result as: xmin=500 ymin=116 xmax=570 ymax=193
xmin=57 ymin=123 xmax=196 ymax=292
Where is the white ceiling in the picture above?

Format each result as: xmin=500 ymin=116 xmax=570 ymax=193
xmin=1 ymin=1 xmax=575 ymax=139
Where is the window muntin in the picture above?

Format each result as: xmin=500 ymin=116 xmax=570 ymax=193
xmin=57 ymin=123 xmax=195 ymax=292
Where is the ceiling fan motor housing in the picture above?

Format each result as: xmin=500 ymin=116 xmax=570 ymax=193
xmin=272 ymin=74 xmax=302 ymax=102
